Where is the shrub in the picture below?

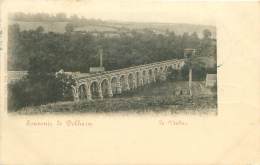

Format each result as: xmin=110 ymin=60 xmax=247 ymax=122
xmin=210 ymin=84 xmax=217 ymax=93
xmin=206 ymin=65 xmax=217 ymax=74
xmin=8 ymin=72 xmax=75 ymax=112
xmin=8 ymin=78 xmax=30 ymax=111
xmin=166 ymin=68 xmax=182 ymax=81
xmin=180 ymin=64 xmax=207 ymax=81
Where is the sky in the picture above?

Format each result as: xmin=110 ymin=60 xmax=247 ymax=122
xmin=2 ymin=0 xmax=218 ymax=26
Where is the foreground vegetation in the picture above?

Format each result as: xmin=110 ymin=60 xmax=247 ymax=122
xmin=14 ymin=81 xmax=217 ymax=115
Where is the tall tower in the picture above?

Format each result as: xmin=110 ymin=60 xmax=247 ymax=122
xmin=184 ymin=48 xmax=196 ymax=96
xmin=99 ymin=47 xmax=103 ymax=67
xmin=89 ymin=47 xmax=105 ymax=73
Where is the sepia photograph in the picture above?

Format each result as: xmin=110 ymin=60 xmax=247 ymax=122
xmin=5 ymin=3 xmax=218 ymax=115
xmin=7 ymin=11 xmax=217 ymax=114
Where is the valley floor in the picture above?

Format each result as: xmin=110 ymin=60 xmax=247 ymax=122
xmin=14 ymin=81 xmax=217 ymax=115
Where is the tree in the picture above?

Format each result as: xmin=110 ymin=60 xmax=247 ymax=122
xmin=203 ymin=29 xmax=212 ymax=39
xmin=9 ymin=25 xmax=216 ymax=73
xmin=36 ymin=26 xmax=44 ymax=33
xmin=56 ymin=13 xmax=67 ymax=21
xmin=65 ymin=23 xmax=74 ymax=33
xmin=70 ymin=14 xmax=80 ymax=22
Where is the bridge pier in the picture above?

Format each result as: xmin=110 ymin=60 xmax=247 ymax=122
xmin=142 ymin=74 xmax=147 ymax=85
xmin=138 ymin=73 xmax=143 ymax=87
xmin=125 ymin=77 xmax=130 ymax=91
xmin=116 ymin=77 xmax=122 ymax=94
xmin=72 ymin=86 xmax=80 ymax=102
xmin=161 ymin=71 xmax=167 ymax=81
xmin=86 ymin=84 xmax=92 ymax=101
xmin=133 ymin=77 xmax=137 ymax=89
xmin=146 ymin=70 xmax=151 ymax=84
xmin=152 ymin=70 xmax=156 ymax=82
xmin=107 ymin=81 xmax=113 ymax=97
xmin=147 ymin=77 xmax=150 ymax=84
xmin=146 ymin=72 xmax=150 ymax=84
xmin=98 ymin=83 xmax=103 ymax=100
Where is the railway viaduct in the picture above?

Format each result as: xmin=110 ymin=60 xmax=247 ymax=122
xmin=71 ymin=59 xmax=185 ymax=101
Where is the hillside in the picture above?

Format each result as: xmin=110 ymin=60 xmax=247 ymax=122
xmin=9 ymin=20 xmax=69 ymax=33
xmin=9 ymin=19 xmax=216 ymax=38
xmin=111 ymin=22 xmax=216 ymax=38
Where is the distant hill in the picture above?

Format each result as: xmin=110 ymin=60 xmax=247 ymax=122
xmin=9 ymin=19 xmax=216 ymax=38
xmin=9 ymin=20 xmax=69 ymax=33
xmin=110 ymin=21 xmax=216 ymax=38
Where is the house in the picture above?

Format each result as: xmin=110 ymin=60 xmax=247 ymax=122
xmin=205 ymin=74 xmax=217 ymax=87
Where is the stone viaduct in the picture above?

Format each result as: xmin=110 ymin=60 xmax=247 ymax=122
xmin=71 ymin=59 xmax=185 ymax=101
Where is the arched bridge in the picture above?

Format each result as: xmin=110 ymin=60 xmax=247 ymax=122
xmin=72 ymin=59 xmax=185 ymax=101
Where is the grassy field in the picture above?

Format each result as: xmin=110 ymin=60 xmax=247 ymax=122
xmin=74 ymin=25 xmax=117 ymax=32
xmin=15 ymin=81 xmax=217 ymax=115
xmin=9 ymin=21 xmax=69 ymax=33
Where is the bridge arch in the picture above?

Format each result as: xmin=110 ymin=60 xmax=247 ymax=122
xmin=128 ymin=73 xmax=135 ymax=90
xmin=171 ymin=64 xmax=175 ymax=69
xmin=166 ymin=65 xmax=170 ymax=70
xmin=78 ymin=84 xmax=87 ymax=100
xmin=120 ymin=74 xmax=129 ymax=91
xmin=166 ymin=66 xmax=173 ymax=78
xmin=159 ymin=66 xmax=163 ymax=74
xmin=163 ymin=65 xmax=167 ymax=71
xmin=90 ymin=81 xmax=99 ymax=99
xmin=142 ymin=70 xmax=147 ymax=84
xmin=111 ymin=76 xmax=117 ymax=94
xmin=136 ymin=71 xmax=142 ymax=87
xmin=148 ymin=69 xmax=153 ymax=83
xmin=154 ymin=68 xmax=159 ymax=81
xmin=165 ymin=66 xmax=168 ymax=72
xmin=100 ymin=78 xmax=110 ymax=98
xmin=158 ymin=66 xmax=167 ymax=81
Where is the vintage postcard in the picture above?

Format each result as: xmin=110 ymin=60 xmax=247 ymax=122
xmin=5 ymin=3 xmax=217 ymax=115
xmin=0 ymin=0 xmax=259 ymax=164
